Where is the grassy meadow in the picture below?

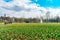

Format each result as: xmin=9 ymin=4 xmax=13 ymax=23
xmin=0 ymin=23 xmax=60 ymax=40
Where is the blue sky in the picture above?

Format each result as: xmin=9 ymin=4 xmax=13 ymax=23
xmin=0 ymin=0 xmax=60 ymax=18
xmin=4 ymin=0 xmax=60 ymax=8
xmin=31 ymin=0 xmax=60 ymax=8
xmin=4 ymin=0 xmax=13 ymax=2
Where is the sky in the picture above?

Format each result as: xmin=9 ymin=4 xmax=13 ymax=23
xmin=31 ymin=0 xmax=60 ymax=8
xmin=0 ymin=0 xmax=60 ymax=18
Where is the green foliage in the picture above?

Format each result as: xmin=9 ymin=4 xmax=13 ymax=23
xmin=0 ymin=23 xmax=60 ymax=40
xmin=0 ymin=21 xmax=3 ymax=23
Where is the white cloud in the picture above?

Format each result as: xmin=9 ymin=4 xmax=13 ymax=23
xmin=0 ymin=0 xmax=60 ymax=18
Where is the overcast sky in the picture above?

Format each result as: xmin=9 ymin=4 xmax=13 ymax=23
xmin=0 ymin=0 xmax=60 ymax=18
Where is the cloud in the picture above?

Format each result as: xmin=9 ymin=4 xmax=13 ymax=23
xmin=0 ymin=0 xmax=60 ymax=18
xmin=0 ymin=0 xmax=44 ymax=18
xmin=1 ymin=5 xmax=31 ymax=11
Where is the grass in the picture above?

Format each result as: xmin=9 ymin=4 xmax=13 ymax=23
xmin=0 ymin=23 xmax=60 ymax=40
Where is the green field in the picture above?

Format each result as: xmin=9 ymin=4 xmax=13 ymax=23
xmin=0 ymin=23 xmax=60 ymax=40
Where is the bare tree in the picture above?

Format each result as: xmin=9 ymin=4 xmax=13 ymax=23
xmin=46 ymin=11 xmax=50 ymax=22
xmin=40 ymin=10 xmax=44 ymax=23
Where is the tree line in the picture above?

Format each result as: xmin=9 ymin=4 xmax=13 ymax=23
xmin=0 ymin=15 xmax=60 ymax=23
